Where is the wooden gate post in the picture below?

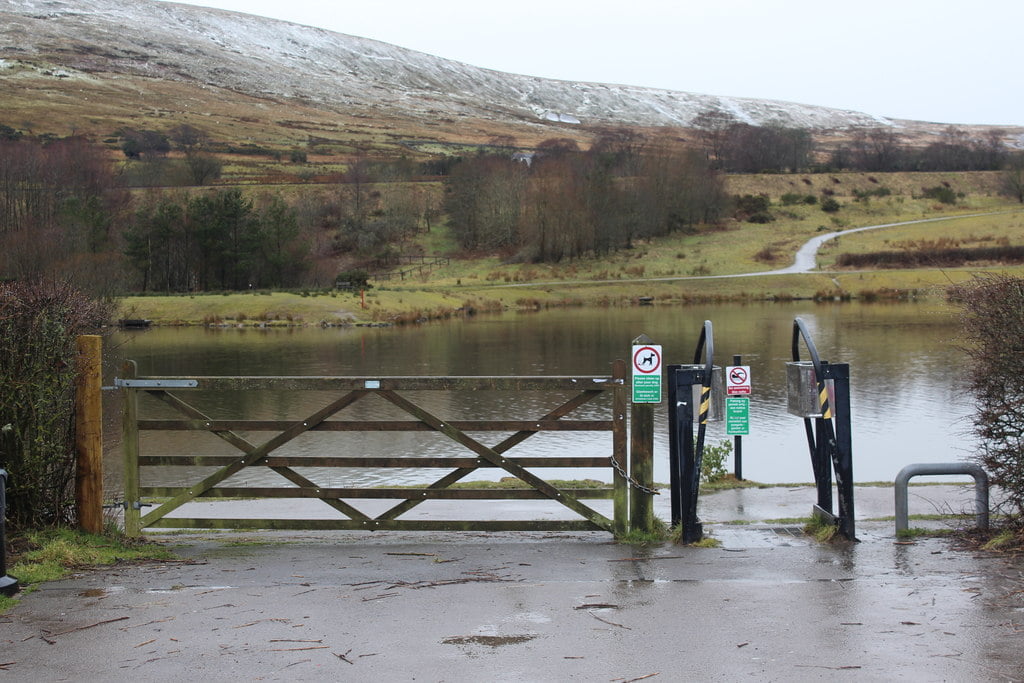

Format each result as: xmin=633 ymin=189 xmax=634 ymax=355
xmin=629 ymin=335 xmax=657 ymax=533
xmin=75 ymin=335 xmax=103 ymax=534
xmin=121 ymin=361 xmax=141 ymax=537
xmin=612 ymin=359 xmax=628 ymax=536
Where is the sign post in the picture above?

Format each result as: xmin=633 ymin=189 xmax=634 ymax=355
xmin=629 ymin=335 xmax=658 ymax=534
xmin=632 ymin=344 xmax=662 ymax=404
xmin=727 ymin=359 xmax=750 ymax=479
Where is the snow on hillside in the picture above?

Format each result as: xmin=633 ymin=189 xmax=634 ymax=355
xmin=0 ymin=0 xmax=932 ymax=131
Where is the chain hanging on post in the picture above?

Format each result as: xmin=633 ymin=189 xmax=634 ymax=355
xmin=609 ymin=455 xmax=661 ymax=496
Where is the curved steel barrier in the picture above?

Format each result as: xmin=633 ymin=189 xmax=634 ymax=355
xmin=895 ymin=463 xmax=989 ymax=533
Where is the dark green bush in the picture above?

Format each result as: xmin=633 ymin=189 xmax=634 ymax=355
xmin=820 ymin=197 xmax=841 ymax=213
xmin=701 ymin=439 xmax=732 ymax=483
xmin=780 ymin=193 xmax=818 ymax=206
xmin=921 ymin=185 xmax=957 ymax=204
xmin=335 ymin=269 xmax=371 ymax=290
xmin=852 ymin=186 xmax=893 ymax=200
xmin=734 ymin=194 xmax=771 ymax=214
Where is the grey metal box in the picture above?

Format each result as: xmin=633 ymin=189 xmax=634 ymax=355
xmin=786 ymin=361 xmax=836 ymax=418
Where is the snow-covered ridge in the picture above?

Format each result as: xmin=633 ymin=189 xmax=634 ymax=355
xmin=0 ymin=0 xmax=961 ymax=131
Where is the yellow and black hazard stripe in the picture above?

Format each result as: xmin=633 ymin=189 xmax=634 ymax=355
xmin=818 ymin=382 xmax=832 ymax=420
xmin=699 ymin=385 xmax=711 ymax=425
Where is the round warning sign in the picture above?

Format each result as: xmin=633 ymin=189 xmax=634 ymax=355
xmin=726 ymin=365 xmax=751 ymax=395
xmin=632 ymin=345 xmax=662 ymax=375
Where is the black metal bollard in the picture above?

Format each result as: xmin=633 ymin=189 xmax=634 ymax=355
xmin=0 ymin=469 xmax=19 ymax=596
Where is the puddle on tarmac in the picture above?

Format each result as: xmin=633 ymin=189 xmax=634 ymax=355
xmin=710 ymin=525 xmax=812 ymax=548
xmin=77 ymin=586 xmax=126 ymax=598
xmin=442 ymin=634 xmax=537 ymax=648
xmin=144 ymin=585 xmax=233 ymax=594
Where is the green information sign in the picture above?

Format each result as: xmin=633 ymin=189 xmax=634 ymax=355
xmin=726 ymin=397 xmax=750 ymax=435
xmin=632 ymin=375 xmax=662 ymax=403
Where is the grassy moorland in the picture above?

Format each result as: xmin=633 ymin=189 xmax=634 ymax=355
xmin=118 ymin=172 xmax=1024 ymax=326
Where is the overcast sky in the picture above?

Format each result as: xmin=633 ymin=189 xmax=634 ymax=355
xmin=164 ymin=0 xmax=1022 ymax=127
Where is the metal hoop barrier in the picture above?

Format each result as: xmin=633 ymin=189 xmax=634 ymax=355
xmin=894 ymin=463 xmax=989 ymax=533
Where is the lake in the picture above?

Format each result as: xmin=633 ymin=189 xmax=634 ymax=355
xmin=103 ymin=300 xmax=976 ymax=492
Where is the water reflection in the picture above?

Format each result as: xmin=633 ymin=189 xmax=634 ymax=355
xmin=103 ymin=301 xmax=976 ymax=491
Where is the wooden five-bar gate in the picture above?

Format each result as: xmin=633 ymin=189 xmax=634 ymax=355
xmin=119 ymin=360 xmax=630 ymax=536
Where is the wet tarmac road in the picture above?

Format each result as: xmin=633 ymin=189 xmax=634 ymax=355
xmin=2 ymin=486 xmax=1022 ymax=681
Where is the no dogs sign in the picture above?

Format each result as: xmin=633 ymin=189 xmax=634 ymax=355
xmin=632 ymin=344 xmax=662 ymax=403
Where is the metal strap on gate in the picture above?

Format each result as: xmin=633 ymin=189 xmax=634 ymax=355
xmin=115 ymin=379 xmax=198 ymax=389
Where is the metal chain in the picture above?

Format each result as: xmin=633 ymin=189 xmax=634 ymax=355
xmin=609 ymin=456 xmax=661 ymax=495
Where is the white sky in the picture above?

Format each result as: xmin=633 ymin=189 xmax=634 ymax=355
xmin=164 ymin=0 xmax=1023 ymax=126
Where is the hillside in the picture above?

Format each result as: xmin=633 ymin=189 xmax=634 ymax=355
xmin=3 ymin=0 xmax=1022 ymax=158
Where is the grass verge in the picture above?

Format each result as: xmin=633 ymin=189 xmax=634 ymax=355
xmin=896 ymin=527 xmax=957 ymax=539
xmin=616 ymin=517 xmax=672 ymax=546
xmin=804 ymin=514 xmax=840 ymax=543
xmin=0 ymin=528 xmax=174 ymax=613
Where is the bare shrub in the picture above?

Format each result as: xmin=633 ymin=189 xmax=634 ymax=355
xmin=0 ymin=280 xmax=112 ymax=529
xmin=950 ymin=274 xmax=1024 ymax=526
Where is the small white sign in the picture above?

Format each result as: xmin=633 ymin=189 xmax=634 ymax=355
xmin=726 ymin=365 xmax=751 ymax=395
xmin=632 ymin=345 xmax=662 ymax=375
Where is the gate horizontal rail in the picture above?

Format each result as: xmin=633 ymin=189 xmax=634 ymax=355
xmin=121 ymin=362 xmax=628 ymax=536
xmin=137 ymin=456 xmax=610 ymax=467
xmin=141 ymin=487 xmax=614 ymax=499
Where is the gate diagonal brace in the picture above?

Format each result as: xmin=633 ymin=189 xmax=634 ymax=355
xmin=377 ymin=389 xmax=614 ymax=531
xmin=140 ymin=389 xmax=374 ymax=526
xmin=374 ymin=389 xmax=604 ymax=521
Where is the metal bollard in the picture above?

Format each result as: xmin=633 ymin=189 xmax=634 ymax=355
xmin=894 ymin=463 xmax=989 ymax=534
xmin=0 ymin=469 xmax=19 ymax=596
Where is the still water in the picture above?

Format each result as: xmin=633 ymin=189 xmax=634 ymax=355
xmin=105 ymin=301 xmax=974 ymax=489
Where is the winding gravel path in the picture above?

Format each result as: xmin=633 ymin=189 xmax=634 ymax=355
xmin=486 ymin=211 xmax=1009 ymax=288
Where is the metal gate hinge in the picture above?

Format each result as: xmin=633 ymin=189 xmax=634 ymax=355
xmin=114 ymin=379 xmax=198 ymax=389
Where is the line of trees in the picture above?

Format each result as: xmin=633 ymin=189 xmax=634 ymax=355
xmin=0 ymin=129 xmax=447 ymax=293
xmin=123 ymin=190 xmax=310 ymax=291
xmin=691 ymin=111 xmax=815 ymax=173
xmin=443 ymin=131 xmax=729 ymax=261
xmin=690 ymin=109 xmax=1014 ymax=174
xmin=830 ymin=126 xmax=1010 ymax=172
xmin=118 ymin=124 xmax=223 ymax=187
xmin=0 ymin=136 xmax=128 ymax=292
